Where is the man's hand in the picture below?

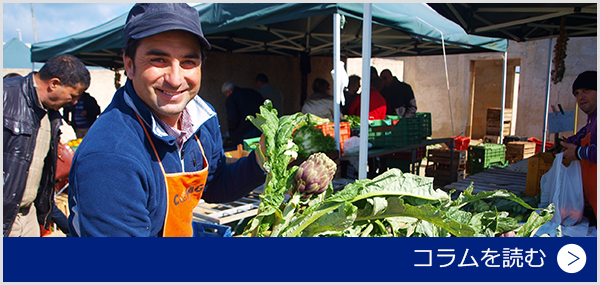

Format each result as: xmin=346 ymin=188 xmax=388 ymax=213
xmin=560 ymin=141 xmax=579 ymax=162
xmin=254 ymin=133 xmax=267 ymax=171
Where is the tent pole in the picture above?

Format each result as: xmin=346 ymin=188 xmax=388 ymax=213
xmin=542 ymin=38 xmax=553 ymax=152
xmin=359 ymin=3 xmax=372 ymax=180
xmin=333 ymin=13 xmax=341 ymax=156
xmin=500 ymin=51 xmax=508 ymax=144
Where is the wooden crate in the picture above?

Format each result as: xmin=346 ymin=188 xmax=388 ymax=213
xmin=486 ymin=121 xmax=511 ymax=136
xmin=525 ymin=152 xmax=555 ymax=197
xmin=506 ymin=141 xmax=536 ymax=163
xmin=426 ymin=165 xmax=466 ymax=184
xmin=427 ymin=149 xmax=468 ymax=165
xmin=487 ymin=107 xmax=512 ymax=121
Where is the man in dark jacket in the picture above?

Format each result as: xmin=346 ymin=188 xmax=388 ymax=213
xmin=62 ymin=91 xmax=101 ymax=138
xmin=3 ymin=54 xmax=90 ymax=237
xmin=380 ymin=69 xmax=417 ymax=118
xmin=222 ymin=81 xmax=265 ymax=146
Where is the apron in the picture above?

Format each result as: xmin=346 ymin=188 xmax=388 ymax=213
xmin=137 ymin=115 xmax=208 ymax=237
xmin=580 ymin=133 xmax=596 ymax=217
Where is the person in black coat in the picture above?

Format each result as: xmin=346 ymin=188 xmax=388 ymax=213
xmin=222 ymin=81 xmax=265 ymax=147
xmin=380 ymin=69 xmax=417 ymax=118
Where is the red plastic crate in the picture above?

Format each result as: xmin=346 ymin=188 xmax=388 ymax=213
xmin=453 ymin=136 xmax=470 ymax=151
xmin=315 ymin=122 xmax=351 ymax=151
xmin=527 ymin=137 xmax=554 ymax=154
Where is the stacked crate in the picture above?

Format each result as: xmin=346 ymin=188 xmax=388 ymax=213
xmin=367 ymin=116 xmax=422 ymax=149
xmin=425 ymin=149 xmax=468 ymax=186
xmin=486 ymin=108 xmax=512 ymax=141
xmin=467 ymin=143 xmax=506 ymax=175
xmin=505 ymin=141 xmax=536 ymax=164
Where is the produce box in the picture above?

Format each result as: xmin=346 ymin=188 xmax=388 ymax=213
xmin=427 ymin=149 xmax=467 ymax=166
xmin=416 ymin=112 xmax=432 ymax=138
xmin=467 ymin=143 xmax=506 ymax=173
xmin=315 ymin=122 xmax=351 ymax=151
xmin=453 ymin=136 xmax=470 ymax=151
xmin=385 ymin=146 xmax=427 ymax=161
xmin=425 ymin=164 xmax=466 ymax=184
xmin=225 ymin=144 xmax=250 ymax=163
xmin=505 ymin=141 xmax=536 ymax=164
xmin=387 ymin=158 xmax=422 ymax=175
xmin=525 ymin=152 xmax=554 ymax=197
xmin=243 ymin=137 xmax=261 ymax=151
xmin=192 ymin=221 xmax=232 ymax=237
xmin=527 ymin=137 xmax=555 ymax=154
xmin=367 ymin=116 xmax=421 ymax=149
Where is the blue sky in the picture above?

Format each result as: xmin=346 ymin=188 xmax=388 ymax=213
xmin=3 ymin=3 xmax=200 ymax=45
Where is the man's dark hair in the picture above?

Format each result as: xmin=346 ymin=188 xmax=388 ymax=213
xmin=38 ymin=54 xmax=91 ymax=90
xmin=349 ymin=75 xmax=361 ymax=85
xmin=312 ymin=77 xmax=330 ymax=93
xmin=371 ymin=75 xmax=383 ymax=91
xmin=122 ymin=38 xmax=207 ymax=75
xmin=256 ymin=73 xmax=269 ymax=83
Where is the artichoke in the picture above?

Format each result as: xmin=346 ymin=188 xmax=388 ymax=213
xmin=294 ymin=153 xmax=337 ymax=200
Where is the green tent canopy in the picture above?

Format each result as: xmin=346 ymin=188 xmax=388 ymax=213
xmin=31 ymin=3 xmax=508 ymax=70
xmin=3 ymin=38 xmax=44 ymax=70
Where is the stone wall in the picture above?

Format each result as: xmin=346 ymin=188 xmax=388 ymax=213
xmin=346 ymin=36 xmax=597 ymax=141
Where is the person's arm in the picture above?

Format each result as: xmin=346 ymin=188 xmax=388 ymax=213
xmin=577 ymin=143 xmax=597 ymax=163
xmin=68 ymin=151 xmax=156 ymax=237
xmin=201 ymin=119 xmax=266 ymax=203
xmin=404 ymin=85 xmax=417 ymax=118
xmin=87 ymin=96 xmax=101 ymax=118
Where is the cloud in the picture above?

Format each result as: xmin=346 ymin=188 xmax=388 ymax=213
xmin=3 ymin=3 xmax=133 ymax=44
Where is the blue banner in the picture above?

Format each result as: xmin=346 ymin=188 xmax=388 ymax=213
xmin=3 ymin=237 xmax=597 ymax=282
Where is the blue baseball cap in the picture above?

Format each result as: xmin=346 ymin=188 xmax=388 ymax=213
xmin=123 ymin=3 xmax=211 ymax=50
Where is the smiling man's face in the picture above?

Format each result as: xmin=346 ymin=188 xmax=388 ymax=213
xmin=124 ymin=30 xmax=202 ymax=127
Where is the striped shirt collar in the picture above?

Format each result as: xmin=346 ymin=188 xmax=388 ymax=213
xmin=153 ymin=108 xmax=194 ymax=149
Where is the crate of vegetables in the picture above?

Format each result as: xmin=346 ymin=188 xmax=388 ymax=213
xmin=314 ymin=122 xmax=351 ymax=150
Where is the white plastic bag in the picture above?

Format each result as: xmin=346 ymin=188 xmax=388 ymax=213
xmin=342 ymin=136 xmax=372 ymax=155
xmin=539 ymin=152 xmax=584 ymax=226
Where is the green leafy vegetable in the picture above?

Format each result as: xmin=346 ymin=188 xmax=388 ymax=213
xmin=292 ymin=124 xmax=336 ymax=158
xmin=243 ymin=104 xmax=555 ymax=237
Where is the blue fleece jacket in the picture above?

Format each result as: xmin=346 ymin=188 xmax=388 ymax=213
xmin=68 ymin=80 xmax=266 ymax=237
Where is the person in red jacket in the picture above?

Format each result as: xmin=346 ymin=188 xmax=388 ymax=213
xmin=348 ymin=75 xmax=387 ymax=120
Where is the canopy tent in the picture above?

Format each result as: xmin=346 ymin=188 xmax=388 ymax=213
xmin=31 ymin=3 xmax=509 ymax=179
xmin=3 ymin=38 xmax=44 ymax=70
xmin=429 ymin=3 xmax=597 ymax=150
xmin=428 ymin=3 xmax=597 ymax=42
xmin=31 ymin=3 xmax=507 ymax=69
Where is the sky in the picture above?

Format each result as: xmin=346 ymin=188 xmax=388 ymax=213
xmin=2 ymin=3 xmax=200 ymax=45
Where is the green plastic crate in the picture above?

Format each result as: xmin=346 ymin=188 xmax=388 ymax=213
xmin=367 ymin=117 xmax=422 ymax=149
xmin=416 ymin=112 xmax=432 ymax=138
xmin=468 ymin=143 xmax=506 ymax=170
xmin=368 ymin=119 xmax=395 ymax=148
xmin=242 ymin=137 xmax=261 ymax=151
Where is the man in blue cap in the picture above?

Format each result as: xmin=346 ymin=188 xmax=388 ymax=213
xmin=68 ymin=3 xmax=267 ymax=237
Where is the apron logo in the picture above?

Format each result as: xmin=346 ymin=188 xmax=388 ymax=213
xmin=173 ymin=185 xmax=204 ymax=206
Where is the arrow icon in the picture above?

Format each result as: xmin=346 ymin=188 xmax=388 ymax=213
xmin=568 ymin=251 xmax=580 ymax=266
